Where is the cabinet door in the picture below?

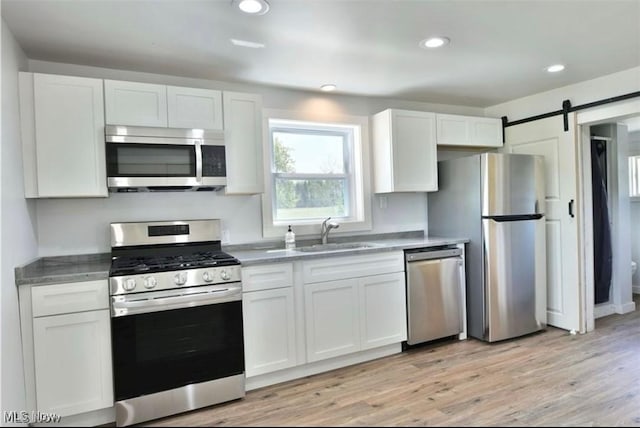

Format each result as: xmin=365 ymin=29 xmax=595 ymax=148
xmin=31 ymin=73 xmax=107 ymax=197
xmin=359 ymin=272 xmax=408 ymax=350
xmin=470 ymin=117 xmax=503 ymax=147
xmin=436 ymin=113 xmax=471 ymax=146
xmin=32 ymin=310 xmax=113 ymax=417
xmin=223 ymin=92 xmax=264 ymax=194
xmin=304 ymin=279 xmax=360 ymax=362
xmin=243 ymin=288 xmax=297 ymax=377
xmin=385 ymin=109 xmax=437 ymax=192
xmin=373 ymin=109 xmax=437 ymax=192
xmin=436 ymin=113 xmax=503 ymax=147
xmin=167 ymin=86 xmax=223 ymax=130
xmin=104 ymin=80 xmax=167 ymax=126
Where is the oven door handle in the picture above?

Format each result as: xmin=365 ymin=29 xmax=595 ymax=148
xmin=111 ymin=286 xmax=242 ymax=317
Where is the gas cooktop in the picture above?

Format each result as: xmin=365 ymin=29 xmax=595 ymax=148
xmin=110 ymin=250 xmax=239 ymax=277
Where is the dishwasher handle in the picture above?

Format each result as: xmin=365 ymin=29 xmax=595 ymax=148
xmin=405 ymin=248 xmax=462 ymax=263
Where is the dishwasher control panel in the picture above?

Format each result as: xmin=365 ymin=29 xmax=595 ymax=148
xmin=405 ymin=247 xmax=462 ymax=262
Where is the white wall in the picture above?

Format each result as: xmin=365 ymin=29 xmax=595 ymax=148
xmin=27 ymin=60 xmax=485 ymax=256
xmin=1 ymin=19 xmax=38 ymax=421
xmin=485 ymin=66 xmax=640 ymax=122
xmin=630 ymin=131 xmax=640 ymax=287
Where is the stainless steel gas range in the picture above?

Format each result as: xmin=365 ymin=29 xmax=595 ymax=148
xmin=108 ymin=219 xmax=244 ymax=427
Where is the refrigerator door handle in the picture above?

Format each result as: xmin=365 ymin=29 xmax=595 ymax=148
xmin=482 ymin=214 xmax=545 ymax=222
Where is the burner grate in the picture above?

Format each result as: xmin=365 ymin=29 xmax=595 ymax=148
xmin=110 ymin=251 xmax=239 ymax=276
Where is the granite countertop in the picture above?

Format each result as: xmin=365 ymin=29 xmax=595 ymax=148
xmin=15 ymin=232 xmax=469 ymax=286
xmin=225 ymin=235 xmax=469 ymax=266
xmin=15 ymin=253 xmax=111 ymax=286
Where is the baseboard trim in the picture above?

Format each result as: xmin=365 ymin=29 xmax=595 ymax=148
xmin=594 ymin=303 xmax=616 ymax=319
xmin=246 ymin=343 xmax=402 ymax=391
xmin=618 ymin=300 xmax=636 ymax=314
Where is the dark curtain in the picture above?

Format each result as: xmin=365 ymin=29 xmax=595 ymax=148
xmin=591 ymin=140 xmax=612 ymax=304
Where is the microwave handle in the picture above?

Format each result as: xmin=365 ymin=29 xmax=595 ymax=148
xmin=195 ymin=140 xmax=203 ymax=182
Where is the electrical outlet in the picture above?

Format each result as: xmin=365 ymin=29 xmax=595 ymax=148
xmin=379 ymin=196 xmax=388 ymax=209
xmin=221 ymin=229 xmax=230 ymax=244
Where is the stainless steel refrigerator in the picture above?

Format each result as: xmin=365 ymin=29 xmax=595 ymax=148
xmin=428 ymin=153 xmax=546 ymax=342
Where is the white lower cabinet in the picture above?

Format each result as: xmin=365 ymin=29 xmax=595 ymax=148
xmin=243 ymin=287 xmax=297 ymax=376
xmin=33 ymin=309 xmax=113 ymax=417
xmin=242 ymin=253 xmax=407 ymax=385
xmin=359 ymin=272 xmax=407 ymax=350
xmin=304 ymin=279 xmax=361 ymax=362
xmin=242 ymin=263 xmax=297 ymax=377
xmin=302 ymin=252 xmax=407 ymax=363
xmin=19 ymin=280 xmax=113 ymax=421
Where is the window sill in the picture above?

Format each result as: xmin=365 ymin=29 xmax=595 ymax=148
xmin=263 ymin=218 xmax=372 ymax=240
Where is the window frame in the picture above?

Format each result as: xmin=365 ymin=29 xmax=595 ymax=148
xmin=270 ymin=123 xmax=354 ymax=223
xmin=629 ymin=147 xmax=640 ymax=202
xmin=261 ymin=109 xmax=372 ymax=240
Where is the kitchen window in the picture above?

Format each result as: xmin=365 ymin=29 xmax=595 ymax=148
xmin=261 ymin=111 xmax=372 ymax=238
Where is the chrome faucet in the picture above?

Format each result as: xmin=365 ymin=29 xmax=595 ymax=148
xmin=320 ymin=217 xmax=340 ymax=244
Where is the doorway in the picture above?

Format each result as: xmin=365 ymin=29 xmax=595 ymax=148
xmin=577 ymin=101 xmax=640 ymax=332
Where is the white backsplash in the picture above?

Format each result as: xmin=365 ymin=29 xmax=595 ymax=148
xmin=35 ymin=191 xmax=427 ymax=256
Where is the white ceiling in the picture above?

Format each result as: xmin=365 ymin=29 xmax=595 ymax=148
xmin=2 ymin=0 xmax=639 ymax=107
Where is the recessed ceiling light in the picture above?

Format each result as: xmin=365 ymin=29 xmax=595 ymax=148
xmin=237 ymin=0 xmax=270 ymax=15
xmin=420 ymin=37 xmax=450 ymax=49
xmin=320 ymin=84 xmax=336 ymax=92
xmin=230 ymin=39 xmax=266 ymax=49
xmin=546 ymin=64 xmax=565 ymax=73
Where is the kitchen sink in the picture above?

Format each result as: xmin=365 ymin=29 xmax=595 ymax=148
xmin=294 ymin=242 xmax=381 ymax=253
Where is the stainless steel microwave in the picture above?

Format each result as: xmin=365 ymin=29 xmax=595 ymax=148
xmin=105 ymin=125 xmax=226 ymax=191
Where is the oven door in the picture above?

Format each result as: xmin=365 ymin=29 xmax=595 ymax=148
xmin=111 ymin=284 xmax=244 ymax=402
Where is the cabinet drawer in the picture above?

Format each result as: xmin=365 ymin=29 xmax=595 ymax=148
xmin=32 ymin=280 xmax=109 ymax=317
xmin=303 ymin=251 xmax=404 ymax=284
xmin=242 ymin=263 xmax=294 ymax=292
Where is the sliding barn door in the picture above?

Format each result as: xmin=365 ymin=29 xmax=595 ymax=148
xmin=504 ymin=114 xmax=581 ymax=332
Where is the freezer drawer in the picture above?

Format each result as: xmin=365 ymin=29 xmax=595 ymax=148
xmin=406 ymin=250 xmax=463 ymax=345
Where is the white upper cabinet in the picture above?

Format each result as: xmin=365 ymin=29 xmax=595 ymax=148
xmin=19 ymin=72 xmax=107 ymax=198
xmin=105 ymin=80 xmax=225 ymax=130
xmin=222 ymin=91 xmax=264 ymax=194
xmin=372 ymin=109 xmax=438 ymax=193
xmin=436 ymin=113 xmax=503 ymax=147
xmin=104 ymin=80 xmax=168 ymax=127
xmin=167 ymin=86 xmax=223 ymax=130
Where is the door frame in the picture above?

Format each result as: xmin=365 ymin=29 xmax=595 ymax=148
xmin=576 ymin=99 xmax=640 ymax=332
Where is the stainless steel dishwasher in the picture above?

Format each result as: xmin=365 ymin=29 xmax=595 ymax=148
xmin=405 ymin=247 xmax=464 ymax=345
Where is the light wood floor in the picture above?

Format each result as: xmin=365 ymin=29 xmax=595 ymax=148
xmin=145 ymin=296 xmax=640 ymax=427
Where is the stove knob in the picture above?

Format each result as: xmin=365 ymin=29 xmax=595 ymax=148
xmin=202 ymin=271 xmax=214 ymax=283
xmin=144 ymin=276 xmax=157 ymax=289
xmin=220 ymin=269 xmax=231 ymax=281
xmin=174 ymin=272 xmax=188 ymax=286
xmin=123 ymin=278 xmax=137 ymax=291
